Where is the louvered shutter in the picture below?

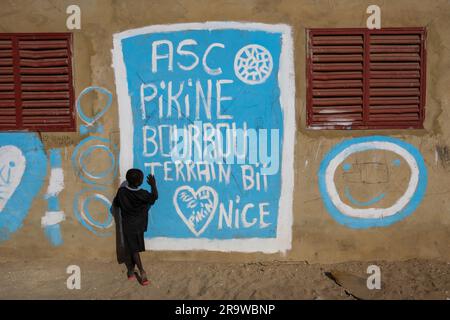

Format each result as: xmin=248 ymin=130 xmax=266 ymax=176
xmin=0 ymin=37 xmax=16 ymax=129
xmin=368 ymin=30 xmax=425 ymax=128
xmin=307 ymin=31 xmax=365 ymax=128
xmin=307 ymin=28 xmax=426 ymax=130
xmin=0 ymin=33 xmax=75 ymax=132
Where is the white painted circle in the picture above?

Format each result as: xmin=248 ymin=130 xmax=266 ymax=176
xmin=79 ymin=193 xmax=114 ymax=229
xmin=234 ymin=44 xmax=273 ymax=85
xmin=325 ymin=141 xmax=419 ymax=219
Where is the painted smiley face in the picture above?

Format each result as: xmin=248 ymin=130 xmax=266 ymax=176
xmin=340 ymin=157 xmax=404 ymax=207
xmin=318 ymin=136 xmax=428 ymax=229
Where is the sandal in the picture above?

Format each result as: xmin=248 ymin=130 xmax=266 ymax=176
xmin=127 ymin=270 xmax=136 ymax=280
xmin=140 ymin=270 xmax=150 ymax=286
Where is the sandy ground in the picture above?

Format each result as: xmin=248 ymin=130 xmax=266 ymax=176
xmin=0 ymin=257 xmax=448 ymax=300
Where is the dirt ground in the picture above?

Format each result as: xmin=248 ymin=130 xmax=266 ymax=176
xmin=0 ymin=256 xmax=448 ymax=300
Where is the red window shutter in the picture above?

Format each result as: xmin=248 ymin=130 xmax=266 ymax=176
xmin=0 ymin=33 xmax=75 ymax=132
xmin=307 ymin=28 xmax=426 ymax=130
xmin=0 ymin=37 xmax=16 ymax=129
xmin=307 ymin=30 xmax=365 ymax=129
xmin=368 ymin=30 xmax=426 ymax=128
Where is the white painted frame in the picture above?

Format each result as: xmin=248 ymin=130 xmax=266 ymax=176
xmin=112 ymin=22 xmax=295 ymax=253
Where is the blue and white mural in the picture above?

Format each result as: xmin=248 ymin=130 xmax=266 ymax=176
xmin=318 ymin=136 xmax=428 ymax=229
xmin=0 ymin=133 xmax=47 ymax=241
xmin=112 ymin=22 xmax=295 ymax=252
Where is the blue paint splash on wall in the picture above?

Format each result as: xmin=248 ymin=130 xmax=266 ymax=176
xmin=0 ymin=133 xmax=47 ymax=241
xmin=43 ymin=148 xmax=64 ymax=247
xmin=44 ymin=224 xmax=63 ymax=246
xmin=49 ymin=148 xmax=62 ymax=167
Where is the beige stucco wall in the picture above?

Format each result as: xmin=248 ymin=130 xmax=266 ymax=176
xmin=0 ymin=0 xmax=449 ymax=264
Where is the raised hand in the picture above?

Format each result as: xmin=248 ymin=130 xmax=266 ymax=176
xmin=146 ymin=174 xmax=156 ymax=186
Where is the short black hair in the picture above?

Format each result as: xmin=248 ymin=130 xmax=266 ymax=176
xmin=126 ymin=168 xmax=144 ymax=187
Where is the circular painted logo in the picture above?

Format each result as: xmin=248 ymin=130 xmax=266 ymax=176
xmin=318 ymin=136 xmax=427 ymax=229
xmin=234 ymin=44 xmax=273 ymax=85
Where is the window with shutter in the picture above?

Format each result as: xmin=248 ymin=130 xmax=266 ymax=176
xmin=306 ymin=28 xmax=426 ymax=130
xmin=0 ymin=33 xmax=75 ymax=132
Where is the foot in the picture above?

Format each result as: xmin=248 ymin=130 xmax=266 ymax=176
xmin=127 ymin=269 xmax=136 ymax=280
xmin=140 ymin=270 xmax=150 ymax=286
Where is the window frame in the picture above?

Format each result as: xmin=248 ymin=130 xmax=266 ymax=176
xmin=0 ymin=32 xmax=75 ymax=132
xmin=306 ymin=27 xmax=427 ymax=130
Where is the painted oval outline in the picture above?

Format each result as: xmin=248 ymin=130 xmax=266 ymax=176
xmin=318 ymin=136 xmax=427 ymax=229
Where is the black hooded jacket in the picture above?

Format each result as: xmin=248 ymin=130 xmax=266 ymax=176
xmin=112 ymin=183 xmax=158 ymax=234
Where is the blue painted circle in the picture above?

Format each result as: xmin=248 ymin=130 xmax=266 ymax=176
xmin=79 ymin=145 xmax=115 ymax=179
xmin=71 ymin=136 xmax=117 ymax=185
xmin=73 ymin=187 xmax=113 ymax=237
xmin=82 ymin=194 xmax=113 ymax=229
xmin=76 ymin=86 xmax=113 ymax=125
xmin=318 ymin=136 xmax=428 ymax=229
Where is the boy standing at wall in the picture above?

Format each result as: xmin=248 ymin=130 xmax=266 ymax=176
xmin=112 ymin=169 xmax=158 ymax=286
